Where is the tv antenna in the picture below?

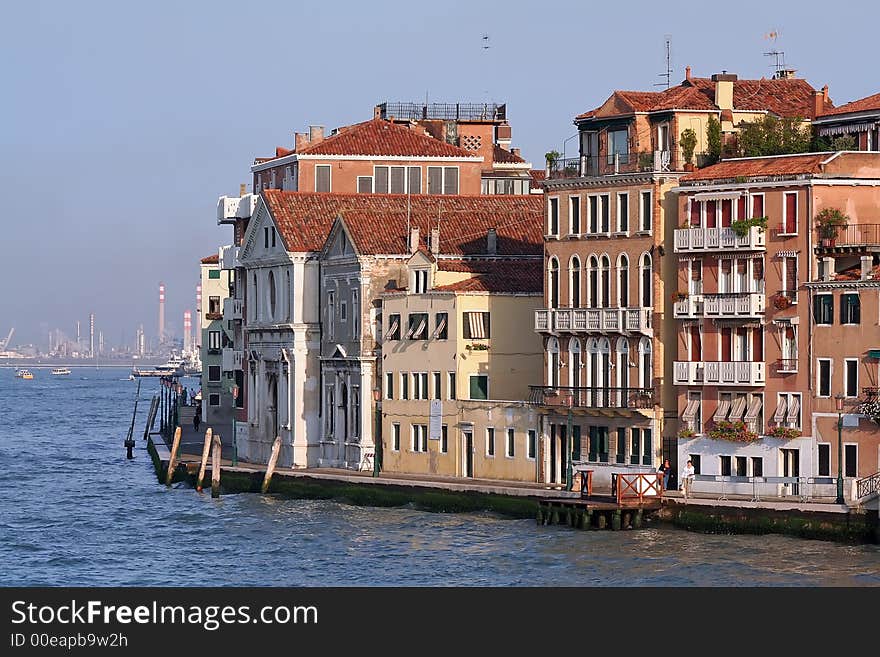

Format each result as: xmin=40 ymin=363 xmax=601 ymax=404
xmin=481 ymin=33 xmax=490 ymax=50
xmin=655 ymin=35 xmax=673 ymax=88
xmin=763 ymin=30 xmax=785 ymax=76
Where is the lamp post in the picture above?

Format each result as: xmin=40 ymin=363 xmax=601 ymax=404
xmin=232 ymin=385 xmax=239 ymax=467
xmin=175 ymin=382 xmax=183 ymax=429
xmin=565 ymin=392 xmax=574 ymax=492
xmin=835 ymin=393 xmax=845 ymax=505
xmin=372 ymin=386 xmax=382 ymax=478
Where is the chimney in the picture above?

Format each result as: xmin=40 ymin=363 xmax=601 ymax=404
xmin=685 ymin=65 xmax=692 ymax=81
xmin=861 ymin=256 xmax=873 ymax=281
xmin=511 ymin=147 xmax=521 ymax=158
xmin=295 ymin=132 xmax=309 ymax=151
xmin=487 ymin=228 xmax=497 ymax=256
xmin=309 ymin=125 xmax=324 ymax=144
xmin=496 ymin=122 xmax=512 ymax=149
xmin=823 ymin=85 xmax=829 ymax=102
xmin=374 ymin=104 xmax=382 ymax=120
xmin=712 ymin=72 xmax=737 ymax=112
xmin=409 ymin=227 xmax=420 ymax=254
xmin=239 ymin=183 xmax=246 ymax=198
xmin=813 ymin=90 xmax=826 ymax=119
xmin=430 ymin=228 xmax=440 ymax=256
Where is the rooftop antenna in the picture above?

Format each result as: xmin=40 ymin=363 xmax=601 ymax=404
xmin=763 ymin=30 xmax=785 ymax=76
xmin=655 ymin=35 xmax=673 ymax=88
xmin=481 ymin=33 xmax=491 ymax=100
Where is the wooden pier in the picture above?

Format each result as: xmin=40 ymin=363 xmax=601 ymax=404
xmin=537 ymin=496 xmax=661 ymax=530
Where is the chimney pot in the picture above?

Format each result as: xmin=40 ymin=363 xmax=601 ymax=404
xmin=295 ymin=132 xmax=309 ymax=151
xmin=309 ymin=125 xmax=324 ymax=144
xmin=409 ymin=227 xmax=420 ymax=254
xmin=861 ymin=255 xmax=872 ymax=281
xmin=430 ymin=228 xmax=440 ymax=256
xmin=685 ymin=65 xmax=692 ymax=80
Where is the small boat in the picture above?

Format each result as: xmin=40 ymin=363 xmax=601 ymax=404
xmin=51 ymin=367 xmax=72 ymax=376
xmin=15 ymin=369 xmax=34 ymax=379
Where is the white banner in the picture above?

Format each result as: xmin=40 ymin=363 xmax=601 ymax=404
xmin=429 ymin=400 xmax=443 ymax=439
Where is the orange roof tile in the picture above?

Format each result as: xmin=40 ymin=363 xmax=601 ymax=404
xmin=493 ymin=144 xmax=526 ymax=163
xmin=819 ymin=92 xmax=880 ymax=117
xmin=200 ymin=254 xmax=219 ymax=264
xmin=296 ymin=118 xmax=479 ymax=159
xmin=529 ymin=169 xmax=546 ymax=190
xmin=433 ymin=259 xmax=542 ymax=294
xmin=680 ymin=153 xmax=830 ymax=182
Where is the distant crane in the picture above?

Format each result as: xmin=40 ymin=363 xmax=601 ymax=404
xmin=0 ymin=328 xmax=14 ymax=351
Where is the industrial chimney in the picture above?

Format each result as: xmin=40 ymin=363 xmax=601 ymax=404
xmin=195 ymin=284 xmax=202 ymax=348
xmin=183 ymin=310 xmax=192 ymax=356
xmin=158 ymin=283 xmax=166 ymax=345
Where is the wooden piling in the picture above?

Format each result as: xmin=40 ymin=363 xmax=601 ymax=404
xmin=261 ymin=436 xmax=282 ymax=494
xmin=211 ymin=434 xmax=222 ymax=499
xmin=165 ymin=426 xmax=182 ymax=487
xmin=196 ymin=428 xmax=213 ymax=492
xmin=633 ymin=509 xmax=643 ymax=529
xmin=612 ymin=510 xmax=622 ymax=530
xmin=597 ymin=513 xmax=607 ymax=529
xmin=623 ymin=511 xmax=632 ymax=529
xmin=549 ymin=506 xmax=560 ymax=525
xmin=582 ymin=509 xmax=592 ymax=529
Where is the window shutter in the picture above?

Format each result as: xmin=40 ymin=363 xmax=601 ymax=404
xmin=357 ymin=176 xmax=372 ymax=194
xmin=374 ymin=167 xmax=389 ymax=194
xmin=316 ymin=165 xmax=331 ymax=192
xmin=407 ymin=166 xmax=421 ymax=194
xmin=390 ymin=166 xmax=405 ymax=194
xmin=752 ymin=195 xmax=764 ymax=218
xmin=428 ymin=167 xmax=442 ymax=194
xmin=785 ymin=194 xmax=797 ymax=233
xmin=443 ymin=167 xmax=459 ymax=194
xmin=721 ymin=199 xmax=732 ymax=227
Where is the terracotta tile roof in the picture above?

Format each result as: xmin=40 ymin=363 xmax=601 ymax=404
xmin=200 ymin=254 xmax=219 ymax=264
xmin=262 ymin=191 xmax=543 ymax=255
xmin=680 ymin=153 xmax=830 ymax=182
xmin=819 ymin=92 xmax=880 ymax=117
xmin=833 ymin=263 xmax=880 ymax=281
xmin=529 ymin=169 xmax=546 ymax=189
xmin=493 ymin=144 xmax=526 ymax=163
xmin=576 ymin=76 xmax=833 ymax=121
xmin=296 ymin=119 xmax=479 ymax=159
xmin=433 ymin=259 xmax=543 ymax=293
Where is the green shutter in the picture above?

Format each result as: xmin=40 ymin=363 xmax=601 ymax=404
xmin=469 ymin=375 xmax=488 ymax=400
xmin=868 ymin=349 xmax=880 ymax=359
xmin=208 ymin=270 xmax=221 ymax=279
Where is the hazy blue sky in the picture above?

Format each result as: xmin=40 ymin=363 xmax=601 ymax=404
xmin=1 ymin=0 xmax=876 ymax=348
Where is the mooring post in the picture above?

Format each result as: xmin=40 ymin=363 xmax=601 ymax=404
xmin=597 ymin=513 xmax=607 ymax=529
xmin=623 ymin=511 xmax=632 ymax=529
xmin=633 ymin=509 xmax=643 ymax=529
xmin=612 ymin=510 xmax=622 ymax=531
xmin=211 ymin=434 xmax=222 ymax=499
xmin=549 ymin=505 xmax=560 ymax=525
xmin=196 ymin=428 xmax=213 ymax=492
xmin=261 ymin=436 xmax=282 ymax=494
xmin=536 ymin=505 xmax=544 ymax=525
xmin=165 ymin=426 xmax=182 ymax=487
xmin=582 ymin=509 xmax=592 ymax=529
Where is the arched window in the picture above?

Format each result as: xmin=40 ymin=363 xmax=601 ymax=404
xmin=639 ymin=338 xmax=653 ymax=390
xmin=617 ymin=254 xmax=629 ymax=308
xmin=640 ymin=253 xmax=653 ymax=308
xmin=268 ymin=270 xmax=276 ymax=320
xmin=570 ymin=256 xmax=581 ymax=308
xmin=598 ymin=338 xmax=611 ymax=389
xmin=600 ymin=255 xmax=611 ymax=307
xmin=340 ymin=383 xmax=348 ymax=439
xmin=547 ymin=337 xmax=560 ymax=387
xmin=569 ymin=338 xmax=582 ymax=388
xmin=548 ymin=258 xmax=559 ymax=309
xmin=588 ymin=255 xmax=599 ymax=309
xmin=616 ymin=337 xmax=630 ymax=390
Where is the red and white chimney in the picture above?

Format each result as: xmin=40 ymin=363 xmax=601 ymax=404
xmin=183 ymin=310 xmax=192 ymax=355
xmin=158 ymin=282 xmax=166 ymax=344
xmin=195 ymin=284 xmax=202 ymax=348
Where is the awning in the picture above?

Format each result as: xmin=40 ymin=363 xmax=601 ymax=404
xmin=776 ymin=250 xmax=799 ymax=258
xmin=773 ymin=397 xmax=788 ymax=424
xmin=868 ymin=349 xmax=880 ymax=359
xmin=468 ymin=312 xmax=486 ymax=339
xmin=432 ymin=315 xmax=447 ymax=339
xmin=713 ymin=399 xmax=731 ymax=423
xmin=693 ymin=191 xmax=747 ymax=202
xmin=744 ymin=395 xmax=763 ymax=423
xmin=817 ymin=122 xmax=876 ymax=137
xmin=682 ymin=398 xmax=700 ymax=423
xmin=411 ymin=318 xmax=427 ymax=340
xmin=728 ymin=396 xmax=748 ymax=422
xmin=786 ymin=395 xmax=800 ymax=425
xmin=383 ymin=318 xmax=399 ymax=340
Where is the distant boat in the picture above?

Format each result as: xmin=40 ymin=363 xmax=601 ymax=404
xmin=131 ymin=352 xmax=200 ymax=378
xmin=15 ymin=369 xmax=34 ymax=379
xmin=51 ymin=367 xmax=72 ymax=376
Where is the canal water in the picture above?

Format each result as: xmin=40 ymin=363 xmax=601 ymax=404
xmin=1 ymin=367 xmax=877 ymax=586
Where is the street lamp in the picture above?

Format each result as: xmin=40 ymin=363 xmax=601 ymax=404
xmin=835 ymin=393 xmax=845 ymax=504
xmin=565 ymin=391 xmax=575 ymax=491
xmin=175 ymin=382 xmax=182 ymax=429
xmin=232 ymin=385 xmax=239 ymax=467
xmin=372 ymin=386 xmax=382 ymax=478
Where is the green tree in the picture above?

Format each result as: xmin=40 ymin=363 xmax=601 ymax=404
xmin=680 ymin=128 xmax=698 ymax=165
xmin=737 ymin=115 xmax=810 ymax=157
xmin=706 ymin=116 xmax=722 ymax=165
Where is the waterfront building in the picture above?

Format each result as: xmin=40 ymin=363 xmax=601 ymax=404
xmin=199 ymin=253 xmax=233 ymax=427
xmin=673 ymin=151 xmax=880 ymax=499
xmin=535 ymin=69 xmax=834 ymax=490
xmin=814 ymin=92 xmax=880 ymax=151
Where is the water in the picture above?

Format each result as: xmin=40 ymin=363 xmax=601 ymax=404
xmin=0 ymin=368 xmax=878 ymax=586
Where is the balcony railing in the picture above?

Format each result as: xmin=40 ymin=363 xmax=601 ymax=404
xmin=814 ymin=224 xmax=880 ymax=249
xmin=529 ymin=385 xmax=654 ymax=409
xmin=674 ymin=293 xmax=765 ymax=319
xmin=547 ymin=150 xmax=677 ymax=180
xmin=776 ymin=358 xmax=798 ymax=373
xmin=534 ymin=308 xmax=652 ymax=335
xmin=673 ymin=361 xmax=765 ymax=386
xmin=673 ymin=226 xmax=766 ymax=252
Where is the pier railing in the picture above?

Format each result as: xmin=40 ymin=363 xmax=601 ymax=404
xmin=615 ymin=472 xmax=662 ymax=504
xmin=689 ymin=474 xmax=838 ymax=502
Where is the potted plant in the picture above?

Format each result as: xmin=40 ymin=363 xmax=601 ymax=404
xmin=680 ymin=128 xmax=697 ymax=171
xmin=816 ymin=208 xmax=849 ymax=246
xmin=677 ymin=427 xmax=696 ymax=439
xmin=545 ymin=150 xmax=561 ymax=172
xmin=730 ymin=215 xmax=768 ymax=238
xmin=707 ymin=420 xmax=759 ymax=443
xmin=766 ymin=426 xmax=802 ymax=439
xmin=638 ymin=151 xmax=655 ymax=171
xmin=773 ymin=293 xmax=792 ymax=310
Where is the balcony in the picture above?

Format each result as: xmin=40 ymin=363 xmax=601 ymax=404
xmin=546 ymin=150 xmax=676 ymax=180
xmin=673 ymin=293 xmax=765 ymax=319
xmin=673 ymin=226 xmax=766 ymax=252
xmin=776 ymin=358 xmax=798 ymax=374
xmin=222 ymin=348 xmax=244 ymax=372
xmin=814 ymin=223 xmax=880 ymax=252
xmin=534 ymin=308 xmax=652 ymax=335
xmin=223 ymin=297 xmax=243 ymax=322
xmin=529 ymin=385 xmax=654 ymax=409
xmin=219 ymin=244 xmax=240 ymax=270
xmin=673 ymin=361 xmax=765 ymax=386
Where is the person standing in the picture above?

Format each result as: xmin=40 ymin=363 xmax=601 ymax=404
xmin=658 ymin=459 xmax=672 ymax=491
xmin=193 ymin=406 xmax=201 ymax=433
xmin=681 ymin=459 xmax=695 ymax=500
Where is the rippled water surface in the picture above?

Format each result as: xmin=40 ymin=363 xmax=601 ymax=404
xmin=1 ymin=368 xmax=878 ymax=586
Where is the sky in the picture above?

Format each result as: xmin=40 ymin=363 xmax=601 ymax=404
xmin=1 ymin=0 xmax=876 ymax=348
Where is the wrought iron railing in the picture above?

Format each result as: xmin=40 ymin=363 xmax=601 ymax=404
xmin=855 ymin=471 xmax=880 ymax=500
xmin=528 ymin=385 xmax=654 ymax=409
xmin=814 ymin=223 xmax=880 ymax=248
xmin=547 ymin=150 xmax=678 ymax=179
xmin=776 ymin=358 xmax=798 ymax=373
xmin=378 ymin=101 xmax=506 ymax=122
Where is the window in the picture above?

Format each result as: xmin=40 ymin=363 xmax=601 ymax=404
xmin=486 ymin=428 xmax=495 ymax=456
xmin=407 ymin=313 xmax=428 ymax=340
xmin=392 ymin=424 xmax=401 ymax=451
xmin=209 ymin=393 xmax=220 ymax=407
xmin=351 ymin=389 xmax=360 ymax=438
xmin=413 ymin=372 xmax=428 ymax=400
xmin=208 ymin=331 xmax=221 ymax=351
xmin=413 ymin=269 xmax=429 ymax=294
xmin=630 ymin=428 xmax=641 ymax=465
xmin=845 ymin=359 xmax=858 ymax=398
xmin=607 ymin=129 xmax=628 ymax=163
xmin=352 ymin=290 xmax=359 ymax=337
xmin=774 ymin=392 xmax=802 ymax=429
xmin=844 ymin=444 xmax=857 ymax=478
xmin=720 ymin=455 xmax=732 ymax=477
xmin=441 ymin=425 xmax=448 ymax=453
xmin=618 ymin=254 xmax=629 ymax=307
xmin=617 ymin=193 xmax=629 ymax=233
xmin=813 ymin=294 xmax=833 ymax=325
xmin=782 ymin=192 xmax=798 ymax=234
xmin=643 ymin=428 xmax=653 ymax=466
xmin=411 ymin=424 xmax=428 ymax=452
xmin=374 ymin=166 xmax=389 ymax=193
xmin=616 ymin=428 xmax=626 ymax=464
xmin=385 ymin=313 xmax=401 ymax=340
xmin=600 ymin=194 xmax=610 ymax=233
xmin=588 ymin=195 xmax=599 ymax=234
xmin=385 ymin=372 xmax=394 ymax=400
xmin=208 ymin=365 xmax=221 ymax=382
xmin=548 ymin=198 xmax=559 ymax=236
xmin=683 ymin=390 xmax=702 ymax=432
xmin=271 ymin=227 xmax=276 ymax=248
xmin=689 ymin=454 xmax=701 ymax=475
xmin=340 ymin=299 xmax=347 ymax=322
xmin=639 ymin=191 xmax=652 ymax=232
xmin=208 ymin=269 xmax=220 ymax=280
xmin=751 ymin=457 xmax=763 ymax=477
xmin=447 ymin=372 xmax=456 ymax=400
xmin=469 ymin=375 xmax=488 ymax=400
xmin=569 ymin=196 xmax=581 ymax=234
xmin=781 ymin=256 xmax=798 ymax=302
xmin=327 ymin=291 xmax=335 ymax=340
xmin=264 ymin=226 xmax=269 ymax=249
xmin=315 ymin=165 xmax=331 ymax=192
xmin=600 ymin=255 xmax=610 ymax=307
xmin=640 ymin=253 xmax=652 ymax=308
xmin=817 ymin=359 xmax=832 ymax=397
xmin=427 ymin=166 xmax=443 ymax=194
xmin=326 ymin=387 xmax=335 ymax=435
xmin=735 ymin=456 xmax=748 ymax=477
xmin=527 ymin=430 xmax=536 ymax=460
xmin=357 ymin=176 xmax=372 ymax=193
xmin=506 ymin=428 xmax=515 ymax=458
xmin=390 ymin=166 xmax=406 ymax=194
xmin=690 ymin=259 xmax=703 ymax=296
xmin=548 ymin=257 xmax=560 ymax=308
xmin=401 ymin=372 xmax=409 ymax=400
xmin=407 ymin=166 xmax=421 ymax=194
xmin=443 ymin=167 xmax=459 ymax=194
xmin=841 ymin=293 xmax=860 ymax=325
xmin=433 ymin=372 xmax=441 ymax=400
xmin=463 ymin=312 xmax=490 ymax=339
xmin=818 ymin=444 xmax=831 ymax=477
xmin=433 ymin=312 xmax=448 ymax=340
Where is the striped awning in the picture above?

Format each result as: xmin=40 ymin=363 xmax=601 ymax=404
xmin=786 ymin=395 xmax=800 ymax=425
xmin=728 ymin=396 xmax=748 ymax=422
xmin=383 ymin=318 xmax=399 ymax=340
xmin=744 ymin=395 xmax=763 ymax=422
xmin=412 ymin=318 xmax=427 ymax=340
xmin=682 ymin=398 xmax=700 ymax=423
xmin=773 ymin=397 xmax=788 ymax=424
xmin=817 ymin=122 xmax=876 ymax=136
xmin=713 ymin=399 xmax=731 ymax=423
xmin=432 ymin=315 xmax=447 ymax=339
xmin=693 ymin=191 xmax=747 ymax=201
xmin=467 ymin=312 xmax=486 ymax=339
xmin=776 ymin=250 xmax=799 ymax=258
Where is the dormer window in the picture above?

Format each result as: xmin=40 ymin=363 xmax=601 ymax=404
xmin=413 ymin=269 xmax=429 ymax=294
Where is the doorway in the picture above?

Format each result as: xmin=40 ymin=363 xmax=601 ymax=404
xmin=781 ymin=448 xmax=799 ymax=496
xmin=463 ymin=431 xmax=473 ymax=478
